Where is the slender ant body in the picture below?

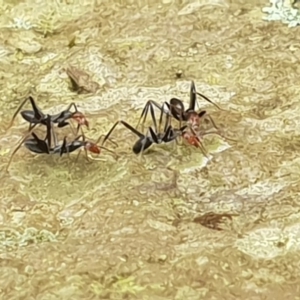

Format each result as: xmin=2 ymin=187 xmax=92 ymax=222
xmin=7 ymin=96 xmax=89 ymax=134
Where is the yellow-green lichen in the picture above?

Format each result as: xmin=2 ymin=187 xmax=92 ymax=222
xmin=0 ymin=227 xmax=58 ymax=251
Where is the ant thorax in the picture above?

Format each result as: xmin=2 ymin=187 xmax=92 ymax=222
xmin=84 ymin=141 xmax=101 ymax=154
xmin=156 ymin=132 xmax=166 ymax=143
xmin=72 ymin=112 xmax=88 ymax=126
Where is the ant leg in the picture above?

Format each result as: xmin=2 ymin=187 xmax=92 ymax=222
xmin=197 ymin=140 xmax=209 ymax=158
xmin=60 ymin=137 xmax=68 ymax=157
xmin=75 ymin=149 xmax=84 ymax=163
xmin=192 ymin=136 xmax=209 ymax=158
xmin=136 ymin=101 xmax=151 ymax=130
xmin=5 ymin=131 xmax=34 ymax=171
xmin=13 ymin=123 xmax=40 ymax=153
xmin=136 ymin=100 xmax=163 ymax=131
xmin=120 ymin=121 xmax=149 ymax=154
xmin=164 ymin=110 xmax=174 ymax=134
xmin=201 ymin=130 xmax=237 ymax=143
xmin=159 ymin=102 xmax=171 ymax=132
xmin=205 ymin=114 xmax=219 ymax=130
xmin=81 ymin=129 xmax=118 ymax=158
xmin=148 ymin=104 xmax=158 ymax=134
xmin=97 ymin=144 xmax=118 ymax=160
xmin=66 ymin=120 xmax=81 ymax=137
xmin=64 ymin=102 xmax=78 ymax=113
xmin=73 ymin=134 xmax=85 ymax=163
xmin=7 ymin=96 xmax=45 ymax=131
xmin=197 ymin=111 xmax=219 ymax=131
xmin=75 ymin=148 xmax=83 ymax=162
xmin=100 ymin=123 xmax=116 ymax=147
xmin=28 ymin=96 xmax=45 ymax=119
xmin=43 ymin=115 xmax=53 ymax=150
xmin=95 ymin=134 xmax=118 ymax=148
xmin=193 ymin=131 xmax=209 ymax=157
xmin=80 ymin=134 xmax=96 ymax=162
xmin=196 ymin=92 xmax=223 ymax=110
xmin=190 ymin=80 xmax=224 ymax=111
xmin=189 ymin=80 xmax=197 ymax=111
xmin=160 ymin=124 xmax=172 ymax=142
xmin=62 ymin=102 xmax=80 ymax=126
xmin=135 ymin=128 xmax=151 ymax=161
xmin=137 ymin=146 xmax=145 ymax=162
xmin=75 ymin=124 xmax=81 ymax=136
xmin=84 ymin=148 xmax=90 ymax=162
xmin=200 ymin=112 xmax=237 ymax=142
xmin=155 ymin=101 xmax=171 ymax=133
xmin=166 ymin=125 xmax=180 ymax=151
xmin=49 ymin=117 xmax=60 ymax=151
xmin=71 ymin=122 xmax=78 ymax=136
xmin=99 ymin=144 xmax=116 ymax=154
xmin=7 ymin=97 xmax=30 ymax=130
xmin=184 ymin=127 xmax=209 ymax=157
xmin=148 ymin=127 xmax=159 ymax=145
xmin=103 ymin=120 xmax=150 ymax=157
xmin=28 ymin=122 xmax=38 ymax=132
xmin=172 ymin=112 xmax=187 ymax=145
xmin=102 ymin=120 xmax=144 ymax=146
xmin=175 ymin=125 xmax=188 ymax=146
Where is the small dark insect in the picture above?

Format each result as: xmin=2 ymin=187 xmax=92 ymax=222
xmin=136 ymin=80 xmax=222 ymax=131
xmin=7 ymin=96 xmax=89 ymax=135
xmin=102 ymin=102 xmax=207 ymax=156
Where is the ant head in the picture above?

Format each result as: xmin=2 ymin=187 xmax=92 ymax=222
xmin=85 ymin=141 xmax=101 ymax=154
xmin=72 ymin=112 xmax=89 ymax=128
xmin=186 ymin=110 xmax=207 ymax=130
xmin=186 ymin=111 xmax=200 ymax=129
xmin=182 ymin=131 xmax=201 ymax=148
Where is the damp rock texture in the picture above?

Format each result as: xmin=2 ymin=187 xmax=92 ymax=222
xmin=262 ymin=0 xmax=300 ymax=27
xmin=0 ymin=0 xmax=300 ymax=299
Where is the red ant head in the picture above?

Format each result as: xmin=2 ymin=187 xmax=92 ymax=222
xmin=187 ymin=112 xmax=200 ymax=129
xmin=182 ymin=131 xmax=201 ymax=148
xmin=85 ymin=142 xmax=101 ymax=154
xmin=72 ymin=112 xmax=89 ymax=129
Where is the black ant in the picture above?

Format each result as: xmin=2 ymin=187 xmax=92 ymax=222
xmin=7 ymin=96 xmax=89 ymax=135
xmin=5 ymin=115 xmax=116 ymax=171
xmin=136 ymin=80 xmax=222 ymax=131
xmin=102 ymin=101 xmax=208 ymax=156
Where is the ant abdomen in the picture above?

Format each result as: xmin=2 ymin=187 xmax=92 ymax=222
xmin=21 ymin=110 xmax=37 ymax=123
xmin=132 ymin=137 xmax=152 ymax=154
